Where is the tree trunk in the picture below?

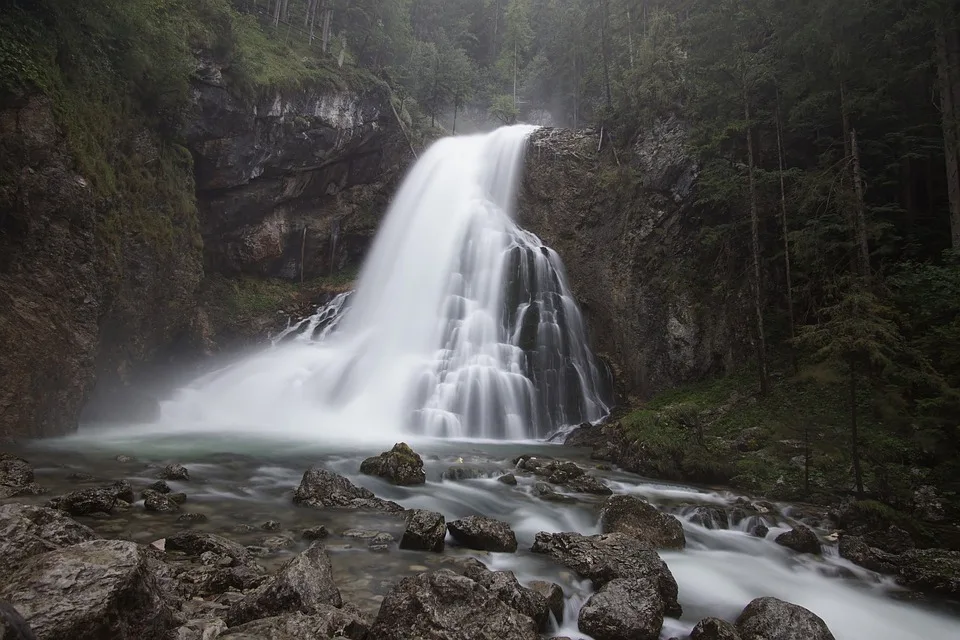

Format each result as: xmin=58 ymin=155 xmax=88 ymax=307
xmin=281 ymin=0 xmax=289 ymax=22
xmin=627 ymin=8 xmax=635 ymax=69
xmin=775 ymin=89 xmax=797 ymax=367
xmin=840 ymin=80 xmax=851 ymax=160
xmin=321 ymin=6 xmax=333 ymax=53
xmin=492 ymin=0 xmax=501 ymax=62
xmin=273 ymin=0 xmax=282 ymax=27
xmin=851 ymin=128 xmax=871 ymax=278
xmin=849 ymin=359 xmax=864 ymax=498
xmin=744 ymin=86 xmax=769 ymax=395
xmin=513 ymin=39 xmax=518 ymax=107
xmin=936 ymin=10 xmax=960 ymax=247
xmin=600 ymin=0 xmax=613 ymax=111
xmin=453 ymin=100 xmax=458 ymax=134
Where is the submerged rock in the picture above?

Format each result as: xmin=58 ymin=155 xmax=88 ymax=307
xmin=837 ymin=535 xmax=898 ymax=573
xmin=50 ymin=487 xmax=118 ymax=516
xmin=0 ymin=600 xmax=36 ymax=640
xmin=599 ymin=495 xmax=686 ymax=550
xmin=0 ymin=455 xmax=34 ymax=488
xmin=226 ymin=543 xmax=342 ymax=626
xmin=774 ymin=526 xmax=821 ymax=555
xmin=533 ymin=482 xmax=575 ymax=503
xmin=166 ymin=531 xmax=258 ymax=569
xmin=498 ymin=473 xmax=518 ymax=485
xmin=442 ymin=465 xmax=488 ymax=481
xmin=578 ymin=577 xmax=663 ymax=640
xmin=564 ymin=474 xmax=613 ymax=495
xmin=219 ymin=609 xmax=368 ymax=640
xmin=368 ymin=569 xmax=540 ymax=640
xmin=448 ymin=515 xmax=518 ymax=552
xmin=301 ymin=526 xmax=329 ymax=540
xmin=688 ymin=506 xmax=728 ymax=530
xmin=146 ymin=480 xmax=171 ymax=494
xmin=400 ymin=509 xmax=446 ymax=552
xmin=158 ymin=464 xmax=190 ymax=481
xmin=0 ymin=504 xmax=99 ymax=575
xmin=528 ymin=580 xmax=564 ymax=625
xmin=689 ymin=617 xmax=741 ymax=639
xmin=293 ymin=466 xmax=404 ymax=512
xmin=359 ymin=443 xmax=426 ymax=485
xmin=896 ymin=548 xmax=960 ymax=597
xmin=0 ymin=539 xmax=177 ymax=640
xmin=735 ymin=597 xmax=835 ymax=640
xmin=143 ymin=489 xmax=181 ymax=513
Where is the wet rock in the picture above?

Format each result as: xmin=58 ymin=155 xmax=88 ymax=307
xmin=528 ymin=580 xmax=564 ymax=624
xmin=0 ymin=454 xmax=33 ymax=488
xmin=751 ymin=523 xmax=769 ymax=538
xmin=158 ymin=464 xmax=190 ymax=481
xmin=111 ymin=480 xmax=135 ymax=503
xmin=689 ymin=617 xmax=741 ymax=639
xmin=774 ymin=526 xmax=821 ymax=555
xmin=546 ymin=461 xmax=586 ymax=484
xmin=0 ymin=600 xmax=36 ymax=640
xmin=400 ymin=509 xmax=445 ymax=552
xmin=599 ymin=495 xmax=686 ymax=550
xmin=301 ymin=526 xmax=329 ymax=540
xmin=498 ymin=473 xmax=518 ymax=485
xmin=177 ymin=513 xmax=208 ymax=524
xmin=232 ymin=524 xmax=258 ymax=534
xmin=896 ymin=548 xmax=960 ymax=597
xmin=166 ymin=531 xmax=258 ymax=569
xmin=564 ymin=474 xmax=613 ymax=495
xmin=464 ymin=566 xmax=550 ymax=630
xmin=579 ymin=578 xmax=663 ymax=640
xmin=864 ymin=525 xmax=914 ymax=555
xmin=147 ymin=480 xmax=171 ymax=494
xmin=733 ymin=427 xmax=767 ymax=453
xmin=442 ymin=465 xmax=488 ymax=481
xmin=533 ymin=482 xmax=575 ymax=503
xmin=226 ymin=543 xmax=342 ymax=626
xmin=531 ymin=531 xmax=681 ymax=617
xmin=51 ymin=487 xmax=118 ymax=516
xmin=448 ymin=515 xmax=518 ymax=552
xmin=115 ymin=455 xmax=136 ymax=463
xmin=219 ymin=609 xmax=369 ymax=640
xmin=369 ymin=533 xmax=393 ymax=552
xmin=173 ymin=564 xmax=267 ymax=600
xmin=735 ymin=597 xmax=835 ymax=640
xmin=144 ymin=489 xmax=181 ymax=513
xmin=913 ymin=485 xmax=946 ymax=522
xmin=837 ymin=535 xmax=898 ymax=573
xmin=169 ymin=492 xmax=188 ymax=505
xmin=0 ymin=539 xmax=177 ymax=640
xmin=293 ymin=467 xmax=404 ymax=512
xmin=368 ymin=569 xmax=540 ymax=640
xmin=66 ymin=472 xmax=97 ymax=482
xmin=359 ymin=443 xmax=426 ymax=485
xmin=175 ymin=617 xmax=226 ymax=640
xmin=0 ymin=483 xmax=47 ymax=500
xmin=0 ymin=504 xmax=99 ymax=575
xmin=688 ymin=506 xmax=728 ymax=530
xmin=563 ymin=422 xmax=604 ymax=447
xmin=257 ymin=535 xmax=296 ymax=553
xmin=262 ymin=520 xmax=281 ymax=531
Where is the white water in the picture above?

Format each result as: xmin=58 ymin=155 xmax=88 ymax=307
xmin=156 ymin=126 xmax=608 ymax=442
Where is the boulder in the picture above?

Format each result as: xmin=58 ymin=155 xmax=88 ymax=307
xmin=528 ymin=580 xmax=564 ymax=625
xmin=111 ymin=480 xmax=136 ymax=503
xmin=293 ymin=467 xmax=404 ymax=512
xmin=531 ymin=531 xmax=681 ymax=618
xmin=177 ymin=513 xmax=208 ymax=524
xmin=563 ymin=423 xmax=605 ymax=447
xmin=0 ymin=600 xmax=36 ymax=640
xmin=0 ymin=504 xmax=99 ymax=575
xmin=735 ymin=597 xmax=835 ymax=640
xmin=158 ymin=464 xmax=190 ymax=481
xmin=368 ymin=569 xmax=540 ymax=640
xmin=399 ymin=509 xmax=445 ymax=552
xmin=447 ymin=516 xmax=518 ymax=552
xmin=226 ymin=543 xmax=342 ymax=626
xmin=147 ymin=481 xmax=172 ymax=494
xmin=442 ymin=466 xmax=488 ymax=481
xmin=0 ymin=539 xmax=177 ymax=640
xmin=688 ymin=506 xmax=728 ymax=530
xmin=600 ymin=495 xmax=686 ymax=550
xmin=774 ymin=526 xmax=820 ymax=555
xmin=564 ymin=475 xmax=613 ymax=495
xmin=219 ymin=609 xmax=368 ymax=640
xmin=359 ymin=443 xmax=425 ymax=485
xmin=837 ymin=536 xmax=897 ymax=574
xmin=461 ymin=566 xmax=550 ymax=630
xmin=169 ymin=492 xmax=188 ymax=505
xmin=750 ymin=523 xmax=769 ymax=538
xmin=173 ymin=563 xmax=267 ymax=600
xmin=689 ymin=617 xmax=741 ymax=639
xmin=50 ymin=487 xmax=117 ymax=516
xmin=0 ymin=455 xmax=34 ymax=488
xmin=578 ymin=578 xmax=663 ymax=640
xmin=174 ymin=617 xmax=227 ymax=640
xmin=301 ymin=526 xmax=329 ymax=540
xmin=896 ymin=548 xmax=960 ymax=597
xmin=143 ymin=489 xmax=181 ymax=513
xmin=498 ymin=473 xmax=518 ymax=485
xmin=533 ymin=482 xmax=575 ymax=503
xmin=166 ymin=531 xmax=259 ymax=569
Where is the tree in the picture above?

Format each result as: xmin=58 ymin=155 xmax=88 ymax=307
xmin=489 ymin=94 xmax=519 ymax=124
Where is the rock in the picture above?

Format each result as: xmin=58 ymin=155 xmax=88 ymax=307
xmin=913 ymin=485 xmax=946 ymax=522
xmin=369 ymin=532 xmax=393 ymax=552
xmin=896 ymin=548 xmax=960 ymax=597
xmin=257 ymin=535 xmax=297 ymax=553
xmin=177 ymin=513 xmax=208 ymax=524
xmin=498 ymin=473 xmax=518 ymax=485
xmin=599 ymin=495 xmax=686 ymax=550
xmin=533 ymin=482 xmax=575 ymax=503
xmin=175 ymin=617 xmax=227 ymax=640
xmin=368 ymin=569 xmax=540 ymax=640
xmin=0 ymin=600 xmax=36 ymax=640
xmin=166 ymin=531 xmax=258 ymax=569
xmin=531 ymin=531 xmax=681 ymax=617
xmin=159 ymin=464 xmax=190 ymax=481
xmin=0 ymin=504 xmax=99 ymax=575
xmin=65 ymin=472 xmax=97 ymax=482
xmin=226 ymin=543 xmax=342 ymax=626
xmin=689 ymin=617 xmax=741 ymax=639
xmin=144 ymin=489 xmax=181 ymax=513
xmin=528 ymin=580 xmax=564 ymax=625
xmin=0 ymin=455 xmax=33 ymax=488
xmin=465 ymin=567 xmax=550 ymax=630
xmin=751 ymin=523 xmax=769 ymax=538
xmin=735 ymin=597 xmax=835 ymax=640
xmin=262 ymin=520 xmax=281 ymax=531
xmin=110 ymin=480 xmax=135 ymax=503
xmin=400 ymin=509 xmax=445 ymax=552
xmin=0 ymin=484 xmax=47 ymax=500
xmin=115 ymin=454 xmax=136 ymax=463
xmin=688 ymin=506 xmax=728 ymax=530
xmin=447 ymin=516 xmax=518 ymax=552
xmin=546 ymin=461 xmax=585 ymax=484
xmin=837 ymin=535 xmax=898 ymax=573
xmin=51 ymin=487 xmax=117 ymax=516
xmin=301 ymin=526 xmax=329 ymax=540
xmin=863 ymin=525 xmax=914 ymax=555
xmin=563 ymin=423 xmax=605 ymax=447
xmin=359 ymin=442 xmax=426 ymax=485
xmin=218 ymin=609 xmax=369 ymax=640
xmin=169 ymin=492 xmax=188 ymax=505
xmin=564 ymin=474 xmax=613 ymax=495
xmin=733 ymin=427 xmax=767 ymax=453
xmin=774 ymin=526 xmax=821 ymax=555
xmin=0 ymin=539 xmax=177 ymax=640
xmin=147 ymin=480 xmax=172 ymax=494
xmin=442 ymin=466 xmax=488 ymax=481
xmin=293 ymin=467 xmax=404 ymax=512
xmin=578 ymin=578 xmax=663 ymax=640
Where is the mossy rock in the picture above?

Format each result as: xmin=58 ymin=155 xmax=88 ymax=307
xmin=359 ymin=442 xmax=426 ymax=486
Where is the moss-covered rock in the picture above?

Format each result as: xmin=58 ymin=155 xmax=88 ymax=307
xmin=359 ymin=443 xmax=426 ymax=486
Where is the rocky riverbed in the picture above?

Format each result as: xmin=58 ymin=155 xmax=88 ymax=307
xmin=1 ymin=428 xmax=959 ymax=640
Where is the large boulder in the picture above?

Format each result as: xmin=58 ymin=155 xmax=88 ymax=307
xmin=293 ymin=467 xmax=404 ymax=512
xmin=399 ymin=509 xmax=446 ymax=552
xmin=359 ymin=443 xmax=426 ymax=485
xmin=447 ymin=515 xmax=518 ymax=552
xmin=531 ymin=531 xmax=681 ymax=617
xmin=689 ymin=617 xmax=741 ymax=639
xmin=599 ymin=495 xmax=686 ymax=550
xmin=774 ymin=526 xmax=821 ymax=555
xmin=0 ymin=454 xmax=34 ymax=488
xmin=895 ymin=548 xmax=960 ymax=597
xmin=0 ymin=539 xmax=177 ymax=640
xmin=459 ymin=563 xmax=550 ymax=631
xmin=0 ymin=504 xmax=99 ymax=575
xmin=528 ymin=580 xmax=564 ymax=625
xmin=158 ymin=464 xmax=190 ymax=481
xmin=837 ymin=535 xmax=898 ymax=574
xmin=0 ymin=600 xmax=36 ymax=640
xmin=368 ymin=569 xmax=540 ymax=640
xmin=219 ymin=609 xmax=368 ymax=640
xmin=578 ymin=578 xmax=663 ymax=640
xmin=166 ymin=531 xmax=258 ymax=568
xmin=226 ymin=543 xmax=342 ymax=626
xmin=734 ymin=597 xmax=835 ymax=640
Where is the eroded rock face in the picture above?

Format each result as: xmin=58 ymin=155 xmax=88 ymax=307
xmin=774 ymin=526 xmax=821 ymax=555
xmin=734 ymin=597 xmax=835 ymax=640
xmin=460 ymin=564 xmax=550 ymax=631
xmin=0 ymin=504 xmax=99 ymax=575
xmin=368 ymin=569 xmax=540 ymax=640
xmin=219 ymin=609 xmax=368 ymax=640
xmin=447 ymin=516 xmax=518 ymax=552
xmin=400 ymin=509 xmax=446 ymax=552
xmin=600 ymin=495 xmax=686 ymax=550
xmin=0 ymin=539 xmax=177 ymax=640
xmin=359 ymin=443 xmax=426 ymax=485
xmin=578 ymin=578 xmax=664 ymax=640
xmin=0 ymin=600 xmax=36 ymax=640
xmin=293 ymin=466 xmax=404 ymax=512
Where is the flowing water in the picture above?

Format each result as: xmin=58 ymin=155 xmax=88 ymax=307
xmin=7 ymin=126 xmax=959 ymax=639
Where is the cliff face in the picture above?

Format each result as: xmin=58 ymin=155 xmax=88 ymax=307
xmin=518 ymin=122 xmax=751 ymax=401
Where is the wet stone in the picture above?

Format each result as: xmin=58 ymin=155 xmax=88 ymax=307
xmin=774 ymin=526 xmax=821 ymax=555
xmin=177 ymin=513 xmax=208 ymax=524
xmin=146 ymin=480 xmax=171 ymax=494
xmin=400 ymin=509 xmax=445 ymax=552
xmin=262 ymin=520 xmax=281 ymax=531
xmin=143 ymin=489 xmax=180 ymax=513
xmin=359 ymin=443 xmax=426 ymax=486
xmin=498 ymin=473 xmax=518 ymax=485
xmin=447 ymin=516 xmax=518 ymax=553
xmin=302 ymin=526 xmax=329 ymax=540
xmin=158 ymin=464 xmax=190 ymax=481
xmin=168 ymin=492 xmax=187 ymax=505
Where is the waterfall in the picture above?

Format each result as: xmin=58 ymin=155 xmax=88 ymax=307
xmin=160 ymin=125 xmax=608 ymax=441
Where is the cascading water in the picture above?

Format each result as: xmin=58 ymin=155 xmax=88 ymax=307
xmin=160 ymin=125 xmax=608 ymax=441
